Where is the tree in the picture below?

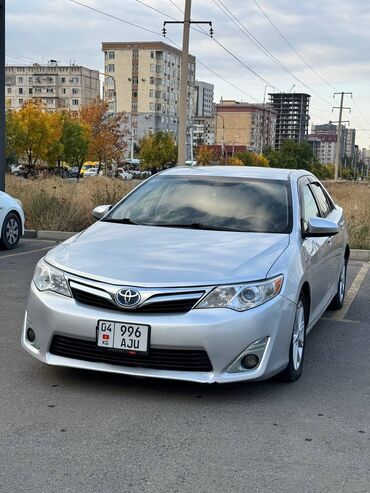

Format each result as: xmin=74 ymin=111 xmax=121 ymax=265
xmin=196 ymin=145 xmax=217 ymax=166
xmin=61 ymin=116 xmax=90 ymax=176
xmin=5 ymin=100 xmax=55 ymax=173
xmin=265 ymin=140 xmax=314 ymax=170
xmin=44 ymin=111 xmax=64 ymax=171
xmin=139 ymin=131 xmax=177 ymax=170
xmin=79 ymin=99 xmax=126 ymax=173
xmin=235 ymin=151 xmax=269 ymax=167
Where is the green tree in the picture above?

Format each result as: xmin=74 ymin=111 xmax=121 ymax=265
xmin=265 ymin=140 xmax=314 ymax=170
xmin=196 ymin=145 xmax=217 ymax=165
xmin=139 ymin=131 xmax=177 ymax=170
xmin=235 ymin=151 xmax=269 ymax=167
xmin=61 ymin=117 xmax=90 ymax=176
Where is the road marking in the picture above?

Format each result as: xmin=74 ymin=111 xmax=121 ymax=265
xmin=332 ymin=262 xmax=370 ymax=321
xmin=0 ymin=246 xmax=53 ymax=260
xmin=322 ymin=317 xmax=359 ymax=324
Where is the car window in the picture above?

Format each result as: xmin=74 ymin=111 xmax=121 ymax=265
xmin=310 ymin=182 xmax=332 ymax=217
xmin=105 ymin=175 xmax=293 ymax=233
xmin=302 ymin=184 xmax=320 ymax=228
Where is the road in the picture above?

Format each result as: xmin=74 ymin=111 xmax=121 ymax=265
xmin=0 ymin=240 xmax=369 ymax=493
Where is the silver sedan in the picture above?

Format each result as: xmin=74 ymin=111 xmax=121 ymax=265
xmin=22 ymin=167 xmax=349 ymax=383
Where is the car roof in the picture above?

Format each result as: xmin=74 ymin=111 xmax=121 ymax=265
xmin=160 ymin=166 xmax=313 ymax=181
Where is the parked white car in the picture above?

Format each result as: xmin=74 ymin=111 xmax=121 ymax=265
xmin=84 ymin=168 xmax=99 ymax=177
xmin=119 ymin=171 xmax=133 ymax=181
xmin=0 ymin=191 xmax=25 ymax=249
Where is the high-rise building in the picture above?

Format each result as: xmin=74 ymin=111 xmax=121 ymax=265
xmin=215 ymin=100 xmax=276 ymax=152
xmin=5 ymin=61 xmax=100 ymax=111
xmin=311 ymin=123 xmax=356 ymax=165
xmin=195 ymin=80 xmax=214 ymax=117
xmin=101 ymin=41 xmax=196 ymax=153
xmin=269 ymin=93 xmax=310 ymax=149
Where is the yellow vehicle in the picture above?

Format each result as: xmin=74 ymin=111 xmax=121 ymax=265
xmin=80 ymin=162 xmax=99 ymax=176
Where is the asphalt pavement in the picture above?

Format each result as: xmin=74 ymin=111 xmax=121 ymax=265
xmin=0 ymin=240 xmax=369 ymax=493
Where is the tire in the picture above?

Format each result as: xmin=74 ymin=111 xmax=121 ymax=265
xmin=279 ymin=293 xmax=307 ymax=382
xmin=0 ymin=212 xmax=21 ymax=250
xmin=330 ymin=257 xmax=347 ymax=310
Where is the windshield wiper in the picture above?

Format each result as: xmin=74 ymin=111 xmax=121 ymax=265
xmin=102 ymin=217 xmax=139 ymax=225
xmin=144 ymin=222 xmax=244 ymax=232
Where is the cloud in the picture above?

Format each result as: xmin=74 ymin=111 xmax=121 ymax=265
xmin=5 ymin=0 xmax=370 ymax=146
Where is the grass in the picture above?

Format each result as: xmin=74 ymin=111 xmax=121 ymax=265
xmin=325 ymin=181 xmax=370 ymax=250
xmin=5 ymin=175 xmax=370 ymax=250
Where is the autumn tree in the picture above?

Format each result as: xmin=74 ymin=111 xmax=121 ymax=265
xmin=139 ymin=131 xmax=177 ymax=170
xmin=5 ymin=100 xmax=56 ymax=174
xmin=79 ymin=99 xmax=126 ymax=173
xmin=196 ymin=145 xmax=217 ymax=166
xmin=61 ymin=116 xmax=90 ymax=176
xmin=235 ymin=151 xmax=269 ymax=167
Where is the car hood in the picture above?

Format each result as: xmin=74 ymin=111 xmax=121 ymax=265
xmin=46 ymin=222 xmax=290 ymax=287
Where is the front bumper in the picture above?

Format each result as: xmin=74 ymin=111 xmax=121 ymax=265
xmin=22 ymin=282 xmax=297 ymax=384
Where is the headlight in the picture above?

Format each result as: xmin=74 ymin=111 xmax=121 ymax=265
xmin=33 ymin=259 xmax=71 ymax=297
xmin=197 ymin=275 xmax=283 ymax=312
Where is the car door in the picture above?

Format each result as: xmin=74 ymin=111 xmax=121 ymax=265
xmin=299 ymin=178 xmax=332 ymax=323
xmin=309 ymin=180 xmax=344 ymax=296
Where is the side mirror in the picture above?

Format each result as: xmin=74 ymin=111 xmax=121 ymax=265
xmin=92 ymin=205 xmax=112 ymax=220
xmin=304 ymin=217 xmax=339 ymax=238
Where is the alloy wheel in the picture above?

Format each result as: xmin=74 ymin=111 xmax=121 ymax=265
xmin=292 ymin=300 xmax=305 ymax=371
xmin=5 ymin=218 xmax=19 ymax=245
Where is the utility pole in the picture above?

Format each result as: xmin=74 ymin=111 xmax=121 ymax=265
xmin=0 ymin=0 xmax=5 ymax=191
xmin=162 ymin=3 xmax=213 ymax=165
xmin=333 ymin=92 xmax=352 ymax=181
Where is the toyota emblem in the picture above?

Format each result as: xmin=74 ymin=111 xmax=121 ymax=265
xmin=116 ymin=288 xmax=141 ymax=308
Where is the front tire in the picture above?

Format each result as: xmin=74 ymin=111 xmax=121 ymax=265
xmin=280 ymin=293 xmax=307 ymax=382
xmin=0 ymin=212 xmax=21 ymax=250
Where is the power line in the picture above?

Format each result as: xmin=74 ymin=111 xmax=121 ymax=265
xmin=251 ymin=0 xmax=338 ymax=92
xmin=212 ymin=0 xmax=333 ymax=105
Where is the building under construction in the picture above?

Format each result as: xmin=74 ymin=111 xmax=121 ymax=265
xmin=269 ymin=93 xmax=310 ymax=150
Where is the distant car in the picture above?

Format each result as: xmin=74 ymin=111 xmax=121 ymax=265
xmin=80 ymin=163 xmax=99 ymax=176
xmin=68 ymin=167 xmax=80 ymax=178
xmin=23 ymin=167 xmax=349 ymax=384
xmin=119 ymin=171 xmax=133 ymax=181
xmin=0 ymin=191 xmax=25 ymax=249
xmin=84 ymin=168 xmax=99 ymax=177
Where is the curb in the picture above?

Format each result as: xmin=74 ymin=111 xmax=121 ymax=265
xmin=25 ymin=229 xmax=77 ymax=241
xmin=23 ymin=229 xmax=370 ymax=261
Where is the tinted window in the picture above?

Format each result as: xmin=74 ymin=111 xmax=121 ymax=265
xmin=302 ymin=185 xmax=320 ymax=228
xmin=310 ymin=182 xmax=332 ymax=217
xmin=106 ymin=175 xmax=293 ymax=233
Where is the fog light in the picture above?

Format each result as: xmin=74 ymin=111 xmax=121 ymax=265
xmin=26 ymin=328 xmax=36 ymax=343
xmin=242 ymin=353 xmax=259 ymax=369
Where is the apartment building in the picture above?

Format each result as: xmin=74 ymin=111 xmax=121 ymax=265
xmin=101 ymin=41 xmax=196 ymax=151
xmin=195 ymin=80 xmax=214 ymax=118
xmin=5 ymin=61 xmax=100 ymax=111
xmin=269 ymin=93 xmax=310 ymax=150
xmin=215 ymin=100 xmax=276 ymax=152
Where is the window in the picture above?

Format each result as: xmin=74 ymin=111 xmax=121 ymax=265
xmin=132 ymin=91 xmax=138 ymax=98
xmin=18 ymin=77 xmax=23 ymax=84
xmin=7 ymin=87 xmax=11 ymax=94
xmin=310 ymin=182 xmax=333 ymax=217
xmin=149 ymin=89 xmax=154 ymax=98
xmin=149 ymin=102 xmax=155 ymax=111
xmin=108 ymin=51 xmax=115 ymax=59
xmin=61 ymin=77 xmax=66 ymax=83
xmin=150 ymin=77 xmax=155 ymax=85
xmin=106 ymin=64 xmax=115 ymax=73
xmin=61 ymin=88 xmax=67 ymax=94
xmin=18 ymin=99 xmax=24 ymax=105
xmin=150 ymin=51 xmax=154 ymax=58
xmin=29 ymin=88 xmax=33 ymax=95
xmin=72 ymin=88 xmax=79 ymax=94
xmin=70 ymin=76 xmax=79 ymax=83
xmin=106 ymin=177 xmax=293 ymax=234
xmin=302 ymin=185 xmax=320 ymax=229
xmin=18 ymin=88 xmax=23 ymax=95
xmin=72 ymin=99 xmax=79 ymax=106
xmin=132 ymin=103 xmax=138 ymax=111
xmin=150 ymin=64 xmax=155 ymax=73
xmin=132 ymin=50 xmax=139 ymax=59
xmin=47 ymin=88 xmax=54 ymax=93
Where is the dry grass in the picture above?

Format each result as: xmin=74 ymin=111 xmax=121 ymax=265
xmin=5 ymin=176 xmax=370 ymax=250
xmin=6 ymin=175 xmax=137 ymax=232
xmin=325 ymin=181 xmax=370 ymax=250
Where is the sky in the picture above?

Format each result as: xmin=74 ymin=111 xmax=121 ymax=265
xmin=5 ymin=0 xmax=370 ymax=147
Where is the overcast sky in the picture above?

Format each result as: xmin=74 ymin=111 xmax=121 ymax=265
xmin=5 ymin=0 xmax=370 ymax=147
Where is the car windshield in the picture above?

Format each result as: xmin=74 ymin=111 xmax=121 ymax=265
xmin=104 ymin=175 xmax=293 ymax=233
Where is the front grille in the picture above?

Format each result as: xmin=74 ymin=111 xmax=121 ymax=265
xmin=70 ymin=287 xmax=202 ymax=314
xmin=50 ymin=335 xmax=213 ymax=372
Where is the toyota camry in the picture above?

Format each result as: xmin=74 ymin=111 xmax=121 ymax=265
xmin=22 ymin=166 xmax=349 ymax=383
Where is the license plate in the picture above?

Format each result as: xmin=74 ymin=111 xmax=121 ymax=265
xmin=97 ymin=320 xmax=150 ymax=354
